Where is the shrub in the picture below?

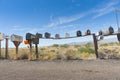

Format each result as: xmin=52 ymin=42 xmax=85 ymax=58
xmin=60 ymin=44 xmax=69 ymax=48
xmin=52 ymin=44 xmax=59 ymax=47
xmin=78 ymin=46 xmax=95 ymax=54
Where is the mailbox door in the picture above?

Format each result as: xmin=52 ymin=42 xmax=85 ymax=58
xmin=33 ymin=38 xmax=39 ymax=44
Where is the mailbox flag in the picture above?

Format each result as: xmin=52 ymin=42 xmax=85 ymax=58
xmin=24 ymin=40 xmax=29 ymax=44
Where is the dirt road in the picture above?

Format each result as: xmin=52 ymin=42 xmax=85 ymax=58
xmin=0 ymin=60 xmax=120 ymax=80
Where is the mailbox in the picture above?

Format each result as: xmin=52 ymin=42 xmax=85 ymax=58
xmin=65 ymin=33 xmax=70 ymax=38
xmin=85 ymin=29 xmax=91 ymax=35
xmin=105 ymin=26 xmax=114 ymax=35
xmin=36 ymin=33 xmax=42 ymax=38
xmin=11 ymin=34 xmax=23 ymax=42
xmin=0 ymin=33 xmax=4 ymax=40
xmin=26 ymin=33 xmax=35 ymax=40
xmin=98 ymin=30 xmax=103 ymax=35
xmin=109 ymin=26 xmax=114 ymax=34
xmin=77 ymin=30 xmax=82 ymax=37
xmin=32 ymin=38 xmax=39 ymax=44
xmin=45 ymin=32 xmax=51 ymax=38
xmin=55 ymin=34 xmax=60 ymax=39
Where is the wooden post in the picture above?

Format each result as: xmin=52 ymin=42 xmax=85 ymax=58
xmin=0 ymin=41 xmax=1 ymax=58
xmin=28 ymin=41 xmax=32 ymax=60
xmin=5 ymin=38 xmax=8 ymax=59
xmin=93 ymin=34 xmax=98 ymax=58
xmin=13 ymin=41 xmax=20 ymax=59
xmin=35 ymin=44 xmax=38 ymax=59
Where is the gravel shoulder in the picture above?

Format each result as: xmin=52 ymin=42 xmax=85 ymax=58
xmin=0 ymin=59 xmax=120 ymax=80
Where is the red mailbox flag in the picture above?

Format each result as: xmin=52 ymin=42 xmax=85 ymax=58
xmin=24 ymin=40 xmax=29 ymax=44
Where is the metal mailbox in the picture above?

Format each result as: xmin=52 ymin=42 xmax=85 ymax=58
xmin=0 ymin=33 xmax=5 ymax=40
xmin=32 ymin=38 xmax=39 ymax=44
xmin=104 ymin=26 xmax=114 ymax=35
xmin=45 ymin=32 xmax=51 ymax=38
xmin=11 ymin=34 xmax=23 ymax=42
xmin=26 ymin=33 xmax=35 ymax=40
xmin=36 ymin=33 xmax=42 ymax=38
xmin=65 ymin=33 xmax=70 ymax=38
xmin=55 ymin=34 xmax=60 ymax=39
xmin=77 ymin=30 xmax=82 ymax=37
xmin=98 ymin=30 xmax=103 ymax=36
xmin=85 ymin=29 xmax=91 ymax=35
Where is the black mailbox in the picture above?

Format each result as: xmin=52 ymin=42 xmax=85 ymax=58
xmin=26 ymin=33 xmax=35 ymax=40
xmin=77 ymin=30 xmax=82 ymax=37
xmin=98 ymin=30 xmax=103 ymax=35
xmin=45 ymin=32 xmax=51 ymax=38
xmin=109 ymin=26 xmax=114 ymax=34
xmin=36 ymin=33 xmax=42 ymax=38
xmin=32 ymin=38 xmax=39 ymax=44
xmin=55 ymin=34 xmax=60 ymax=39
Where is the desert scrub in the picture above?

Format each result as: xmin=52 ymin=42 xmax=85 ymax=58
xmin=78 ymin=46 xmax=95 ymax=54
xmin=60 ymin=44 xmax=69 ymax=48
xmin=64 ymin=49 xmax=78 ymax=60
xmin=52 ymin=44 xmax=59 ymax=47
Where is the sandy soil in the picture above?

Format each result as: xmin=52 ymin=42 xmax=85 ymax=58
xmin=0 ymin=59 xmax=120 ymax=80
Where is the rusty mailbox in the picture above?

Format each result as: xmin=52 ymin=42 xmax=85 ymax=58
xmin=85 ymin=29 xmax=91 ymax=35
xmin=11 ymin=34 xmax=23 ymax=59
xmin=11 ymin=34 xmax=23 ymax=42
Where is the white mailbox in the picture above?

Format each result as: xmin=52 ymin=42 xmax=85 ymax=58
xmin=11 ymin=34 xmax=23 ymax=42
xmin=0 ymin=33 xmax=5 ymax=40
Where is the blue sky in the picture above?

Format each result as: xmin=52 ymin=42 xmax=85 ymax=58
xmin=0 ymin=0 xmax=120 ymax=47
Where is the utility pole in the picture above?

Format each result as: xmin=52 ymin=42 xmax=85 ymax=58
xmin=115 ymin=8 xmax=120 ymax=32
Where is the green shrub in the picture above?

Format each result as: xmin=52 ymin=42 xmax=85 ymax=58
xmin=78 ymin=46 xmax=95 ymax=54
xmin=60 ymin=44 xmax=69 ymax=48
xmin=52 ymin=44 xmax=59 ymax=47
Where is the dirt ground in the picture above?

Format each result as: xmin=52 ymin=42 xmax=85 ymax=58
xmin=0 ymin=59 xmax=120 ymax=80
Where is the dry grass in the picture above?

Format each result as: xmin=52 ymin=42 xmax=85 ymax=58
xmin=1 ymin=42 xmax=120 ymax=60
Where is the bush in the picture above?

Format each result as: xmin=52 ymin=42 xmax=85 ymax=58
xmin=60 ymin=44 xmax=69 ymax=48
xmin=52 ymin=44 xmax=59 ymax=47
xmin=78 ymin=46 xmax=95 ymax=54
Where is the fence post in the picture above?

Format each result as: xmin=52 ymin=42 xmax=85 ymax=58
xmin=93 ymin=34 xmax=98 ymax=58
xmin=35 ymin=44 xmax=38 ymax=59
xmin=0 ymin=41 xmax=1 ymax=58
xmin=5 ymin=38 xmax=8 ymax=59
xmin=28 ymin=41 xmax=32 ymax=60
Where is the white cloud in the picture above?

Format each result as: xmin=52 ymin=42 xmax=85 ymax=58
xmin=93 ymin=1 xmax=119 ymax=19
xmin=45 ymin=13 xmax=87 ymax=28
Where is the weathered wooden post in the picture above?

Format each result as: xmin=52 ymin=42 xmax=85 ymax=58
xmin=117 ymin=33 xmax=120 ymax=43
xmin=33 ymin=33 xmax=42 ymax=59
xmin=93 ymin=34 xmax=98 ymax=58
xmin=26 ymin=33 xmax=35 ymax=60
xmin=11 ymin=34 xmax=23 ymax=59
xmin=5 ymin=36 xmax=9 ymax=59
xmin=0 ymin=33 xmax=5 ymax=58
